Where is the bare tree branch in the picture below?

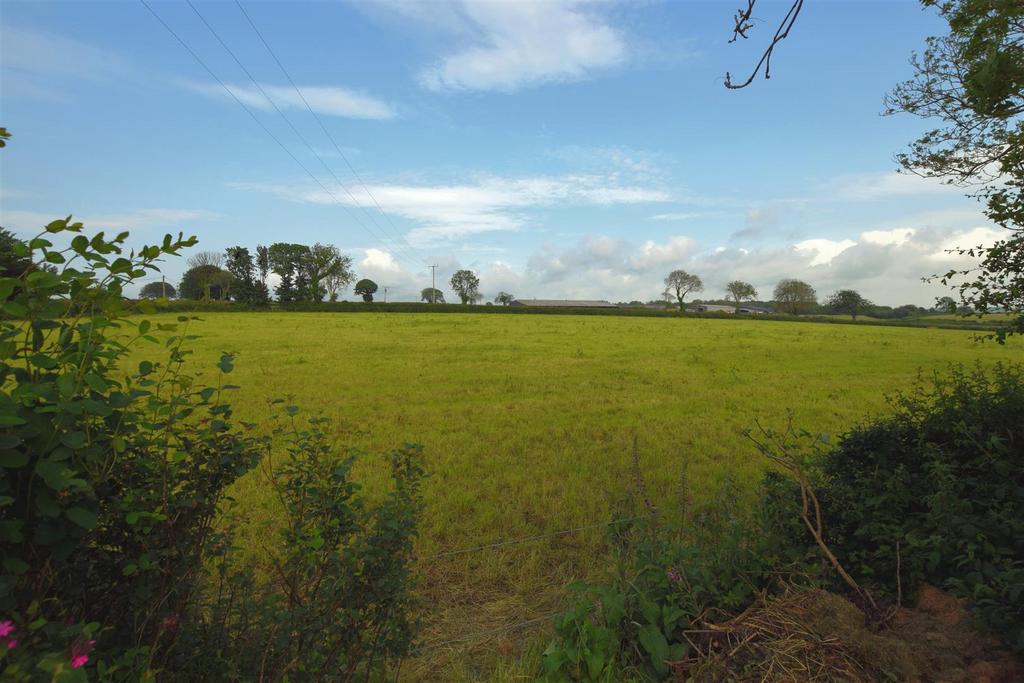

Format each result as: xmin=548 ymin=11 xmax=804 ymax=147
xmin=725 ymin=0 xmax=805 ymax=89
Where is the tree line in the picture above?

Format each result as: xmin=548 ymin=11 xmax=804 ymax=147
xmin=662 ymin=269 xmax=946 ymax=320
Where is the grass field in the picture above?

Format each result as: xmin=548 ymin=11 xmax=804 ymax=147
xmin=129 ymin=311 xmax=1020 ymax=679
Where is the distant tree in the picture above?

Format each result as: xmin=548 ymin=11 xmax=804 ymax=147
xmin=180 ymin=264 xmax=232 ymax=301
xmin=663 ymin=270 xmax=703 ymax=313
xmin=322 ymin=251 xmax=355 ymax=302
xmin=726 ymin=280 xmax=757 ymax=311
xmin=827 ymin=289 xmax=872 ymax=320
xmin=450 ymin=269 xmax=480 ymax=305
xmin=494 ymin=291 xmax=515 ymax=306
xmin=225 ymin=246 xmax=269 ymax=305
xmin=355 ymin=278 xmax=378 ymax=303
xmin=0 ymin=227 xmax=31 ymax=278
xmin=773 ymin=278 xmax=817 ymax=315
xmin=256 ymin=245 xmax=270 ymax=286
xmin=935 ymin=296 xmax=958 ymax=314
xmin=184 ymin=252 xmax=230 ymax=301
xmin=421 ymin=287 xmax=445 ymax=304
xmin=139 ymin=281 xmax=176 ymax=299
xmin=268 ymin=243 xmax=310 ymax=302
xmin=303 ymin=243 xmax=353 ymax=302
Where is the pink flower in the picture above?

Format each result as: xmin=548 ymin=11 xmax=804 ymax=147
xmin=0 ymin=621 xmax=14 ymax=638
xmin=6 ymin=639 xmax=16 ymax=650
xmin=70 ymin=638 xmax=96 ymax=669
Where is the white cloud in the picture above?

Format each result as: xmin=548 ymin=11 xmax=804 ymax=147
xmin=360 ymin=247 xmax=403 ymax=276
xmin=929 ymin=226 xmax=1005 ymax=261
xmin=650 ymin=212 xmax=700 ymax=221
xmin=414 ymin=1 xmax=626 ymax=91
xmin=232 ymin=172 xmax=672 ymax=245
xmin=0 ymin=208 xmax=216 ymax=234
xmin=186 ymin=81 xmax=396 ymax=120
xmin=630 ymin=236 xmax=696 ymax=270
xmin=794 ymin=238 xmax=856 ymax=266
xmin=860 ymin=228 xmax=914 ymax=246
xmin=284 ymin=217 xmax=1011 ymax=306
xmin=827 ymin=171 xmax=957 ymax=201
xmin=1 ymin=24 xmax=129 ymax=82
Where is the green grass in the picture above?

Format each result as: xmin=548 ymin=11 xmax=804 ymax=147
xmin=128 ymin=311 xmax=1020 ymax=679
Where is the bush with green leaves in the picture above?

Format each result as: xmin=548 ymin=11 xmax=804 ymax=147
xmin=0 ymin=218 xmax=424 ymax=680
xmin=540 ymin=474 xmax=821 ymax=682
xmin=819 ymin=363 xmax=1024 ymax=650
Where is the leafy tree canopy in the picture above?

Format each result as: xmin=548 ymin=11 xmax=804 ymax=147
xmin=726 ymin=280 xmax=757 ymax=310
xmin=663 ymin=270 xmax=703 ymax=312
xmin=827 ymin=289 xmax=872 ymax=320
xmin=449 ymin=269 xmax=481 ymax=305
xmin=773 ymin=279 xmax=817 ymax=315
xmin=355 ymin=278 xmax=378 ymax=303
xmin=421 ymin=287 xmax=445 ymax=304
xmin=139 ymin=281 xmax=176 ymax=299
xmin=887 ymin=0 xmax=1024 ymax=339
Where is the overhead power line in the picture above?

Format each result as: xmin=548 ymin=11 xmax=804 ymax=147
xmin=233 ymin=0 xmax=427 ymax=267
xmin=139 ymin=0 xmax=425 ymax=271
xmin=184 ymin=0 xmax=423 ymax=270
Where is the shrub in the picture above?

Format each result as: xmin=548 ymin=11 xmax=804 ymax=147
xmin=540 ymin=473 xmax=821 ymax=682
xmin=819 ymin=363 xmax=1024 ymax=649
xmin=0 ymin=219 xmax=424 ymax=680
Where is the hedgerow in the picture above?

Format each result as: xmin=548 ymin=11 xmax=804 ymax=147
xmin=0 ymin=219 xmax=423 ymax=680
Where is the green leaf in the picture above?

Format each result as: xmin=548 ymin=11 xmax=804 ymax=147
xmin=84 ymin=373 xmax=110 ymax=393
xmin=0 ymin=279 xmax=16 ymax=300
xmin=122 ymin=564 xmax=138 ymax=576
xmin=29 ymin=353 xmax=58 ymax=369
xmin=637 ymin=624 xmax=669 ymax=674
xmin=60 ymin=432 xmax=86 ymax=449
xmin=0 ymin=434 xmax=21 ymax=449
xmin=0 ymin=450 xmax=28 ymax=468
xmin=3 ymin=558 xmax=29 ymax=575
xmin=66 ymin=507 xmax=97 ymax=530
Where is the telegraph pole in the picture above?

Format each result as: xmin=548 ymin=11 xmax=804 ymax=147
xmin=429 ymin=264 xmax=438 ymax=304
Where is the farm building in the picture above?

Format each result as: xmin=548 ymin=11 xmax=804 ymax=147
xmin=509 ymin=299 xmax=618 ymax=308
xmin=687 ymin=304 xmax=736 ymax=313
xmin=685 ymin=304 xmax=773 ymax=314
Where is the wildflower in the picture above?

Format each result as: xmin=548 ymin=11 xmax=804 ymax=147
xmin=0 ymin=621 xmax=14 ymax=638
xmin=5 ymin=639 xmax=16 ymax=650
xmin=70 ymin=638 xmax=96 ymax=669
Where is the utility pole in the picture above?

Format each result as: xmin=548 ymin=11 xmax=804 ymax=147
xmin=429 ymin=264 xmax=438 ymax=304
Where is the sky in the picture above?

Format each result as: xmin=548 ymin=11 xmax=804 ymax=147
xmin=0 ymin=0 xmax=1008 ymax=306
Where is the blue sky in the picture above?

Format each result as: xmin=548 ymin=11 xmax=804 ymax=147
xmin=0 ymin=0 xmax=1004 ymax=305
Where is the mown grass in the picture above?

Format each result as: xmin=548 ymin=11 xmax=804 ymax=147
xmin=127 ymin=311 xmax=1019 ymax=680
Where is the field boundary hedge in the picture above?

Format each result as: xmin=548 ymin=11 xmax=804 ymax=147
xmin=129 ymin=299 xmax=1008 ymax=333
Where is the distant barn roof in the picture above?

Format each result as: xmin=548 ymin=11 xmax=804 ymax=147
xmin=510 ymin=299 xmax=617 ymax=308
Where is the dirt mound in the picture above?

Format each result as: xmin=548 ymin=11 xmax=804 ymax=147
xmin=672 ymin=586 xmax=1023 ymax=682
